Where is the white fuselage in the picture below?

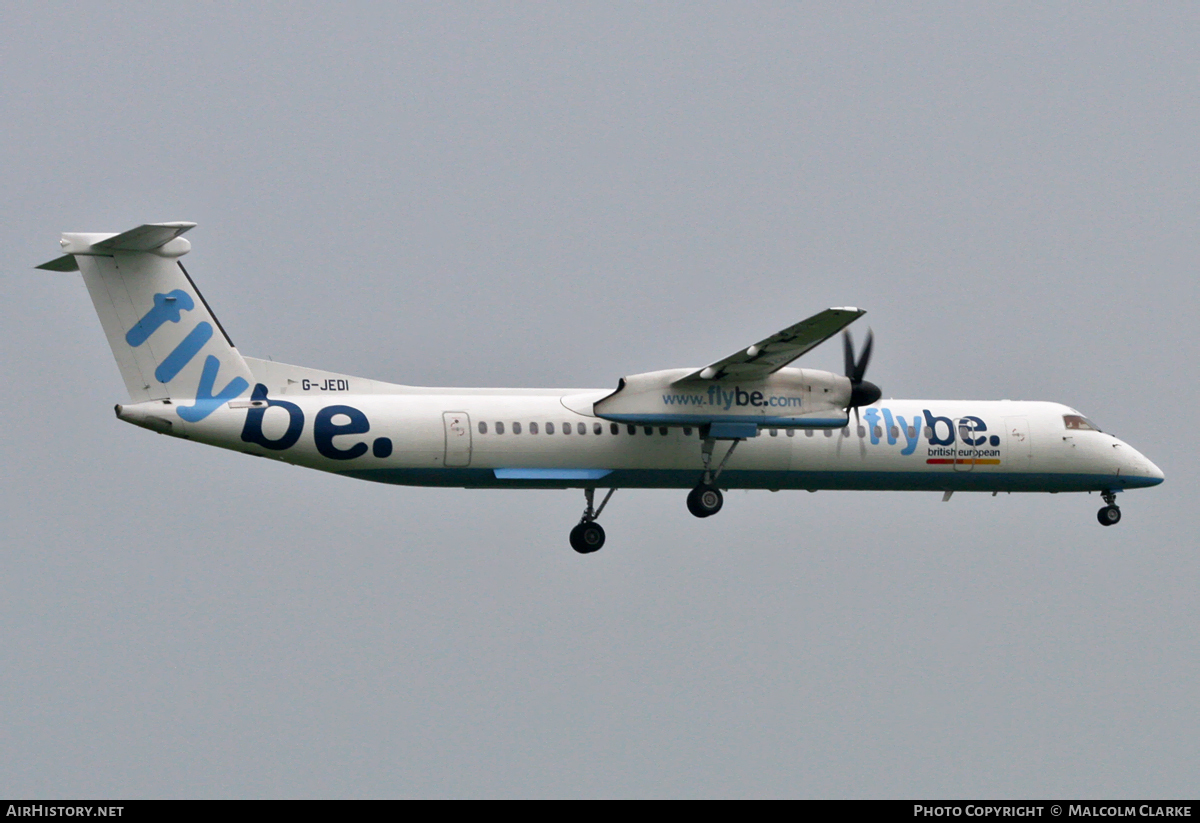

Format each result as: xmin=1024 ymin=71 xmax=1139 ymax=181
xmin=116 ymin=357 xmax=1164 ymax=496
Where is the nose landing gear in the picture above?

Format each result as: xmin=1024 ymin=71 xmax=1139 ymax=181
xmin=1097 ymin=490 xmax=1122 ymax=527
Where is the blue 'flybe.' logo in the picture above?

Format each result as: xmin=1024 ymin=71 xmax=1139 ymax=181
xmin=127 ymin=291 xmax=393 ymax=459
xmin=861 ymin=407 xmax=1003 ymax=456
xmin=125 ymin=290 xmax=249 ymax=422
xmin=238 ymin=385 xmax=393 ymax=459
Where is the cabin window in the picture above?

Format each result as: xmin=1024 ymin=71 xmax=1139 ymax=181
xmin=924 ymin=427 xmax=934 ymax=439
xmin=627 ymin=424 xmax=637 ymax=435
xmin=659 ymin=427 xmax=668 ymax=436
xmin=546 ymin=422 xmax=555 ymax=434
xmin=1063 ymin=414 xmax=1100 ymax=431
xmin=842 ymin=428 xmax=850 ymax=438
xmin=512 ymin=422 xmax=522 ymax=435
xmin=594 ymin=422 xmax=603 ymax=435
xmin=890 ymin=426 xmax=899 ymax=439
xmin=610 ymin=423 xmax=619 ymax=435
xmin=644 ymin=426 xmax=653 ymax=436
xmin=530 ymin=422 xmax=539 ymax=434
xmin=787 ymin=429 xmax=795 ymax=437
xmin=478 ymin=421 xmax=488 ymax=434
xmin=769 ymin=429 xmax=778 ymax=437
xmin=825 ymin=429 xmax=833 ymax=438
xmin=563 ymin=422 xmax=571 ymax=434
xmin=873 ymin=426 xmax=882 ymax=438
xmin=578 ymin=422 xmax=587 ymax=435
xmin=858 ymin=426 xmax=866 ymax=438
xmin=683 ymin=427 xmax=692 ymax=436
xmin=495 ymin=421 xmax=505 ymax=434
xmin=908 ymin=426 xmax=916 ymax=439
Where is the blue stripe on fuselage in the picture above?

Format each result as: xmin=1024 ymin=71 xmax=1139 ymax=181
xmin=339 ymin=467 xmax=1160 ymax=492
xmin=494 ymin=468 xmax=612 ymax=480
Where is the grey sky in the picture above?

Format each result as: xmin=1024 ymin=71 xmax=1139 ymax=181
xmin=2 ymin=3 xmax=1197 ymax=797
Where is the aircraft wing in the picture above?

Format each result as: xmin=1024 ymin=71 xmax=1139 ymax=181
xmin=679 ymin=307 xmax=865 ymax=382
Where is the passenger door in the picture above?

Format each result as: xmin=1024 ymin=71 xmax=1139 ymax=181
xmin=443 ymin=411 xmax=472 ymax=467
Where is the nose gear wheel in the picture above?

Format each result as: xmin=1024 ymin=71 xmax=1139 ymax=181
xmin=1097 ymin=490 xmax=1122 ymax=527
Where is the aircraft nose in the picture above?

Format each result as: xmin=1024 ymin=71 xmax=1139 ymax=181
xmin=1144 ymin=457 xmax=1165 ymax=484
xmin=1119 ymin=443 xmax=1164 ymax=488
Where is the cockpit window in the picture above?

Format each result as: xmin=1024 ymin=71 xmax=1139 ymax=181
xmin=1063 ymin=414 xmax=1100 ymax=431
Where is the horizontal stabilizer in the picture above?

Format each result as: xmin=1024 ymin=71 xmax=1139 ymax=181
xmin=36 ymin=254 xmax=79 ymax=272
xmin=92 ymin=222 xmax=196 ymax=252
xmin=36 ymin=222 xmax=197 ymax=270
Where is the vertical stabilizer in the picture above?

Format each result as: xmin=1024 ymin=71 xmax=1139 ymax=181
xmin=38 ymin=223 xmax=253 ymax=421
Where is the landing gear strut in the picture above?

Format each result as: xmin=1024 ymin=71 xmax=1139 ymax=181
xmin=570 ymin=487 xmax=616 ymax=554
xmin=1097 ymin=490 xmax=1122 ymax=527
xmin=688 ymin=435 xmax=741 ymax=518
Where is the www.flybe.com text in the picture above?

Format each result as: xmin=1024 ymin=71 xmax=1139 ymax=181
xmin=662 ymin=386 xmax=804 ymax=410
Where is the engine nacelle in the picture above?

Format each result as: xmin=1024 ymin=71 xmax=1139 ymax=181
xmin=593 ymin=367 xmax=852 ymax=436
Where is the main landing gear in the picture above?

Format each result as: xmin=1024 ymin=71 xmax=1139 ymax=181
xmin=568 ymin=433 xmax=744 ymax=552
xmin=687 ymin=435 xmax=740 ymax=518
xmin=570 ymin=487 xmax=616 ymax=554
xmin=1097 ymin=490 xmax=1122 ymax=527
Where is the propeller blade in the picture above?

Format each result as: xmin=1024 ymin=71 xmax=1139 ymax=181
xmin=854 ymin=329 xmax=874 ymax=383
xmin=843 ymin=328 xmax=882 ymax=410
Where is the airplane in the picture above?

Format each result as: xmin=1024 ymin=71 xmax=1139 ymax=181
xmin=38 ymin=222 xmax=1164 ymax=553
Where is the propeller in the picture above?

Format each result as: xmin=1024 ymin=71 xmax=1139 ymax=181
xmin=842 ymin=328 xmax=881 ymax=424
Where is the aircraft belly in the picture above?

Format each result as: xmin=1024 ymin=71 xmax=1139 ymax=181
xmin=336 ymin=465 xmax=1123 ymax=492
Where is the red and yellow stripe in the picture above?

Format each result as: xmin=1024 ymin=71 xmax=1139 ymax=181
xmin=926 ymin=458 xmax=1001 ymax=466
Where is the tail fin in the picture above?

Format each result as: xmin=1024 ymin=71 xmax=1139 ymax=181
xmin=38 ymin=222 xmax=253 ymax=421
